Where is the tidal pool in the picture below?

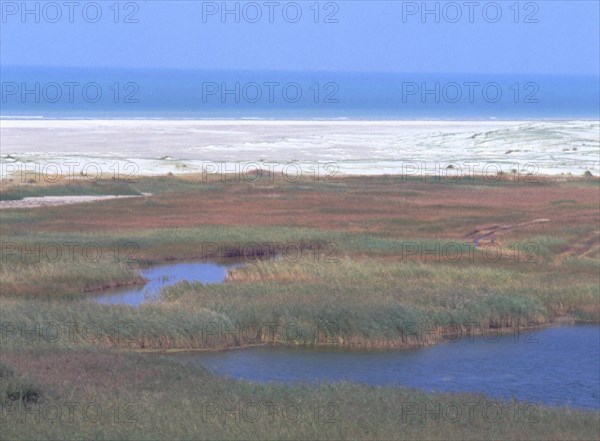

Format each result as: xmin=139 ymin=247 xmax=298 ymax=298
xmin=179 ymin=324 xmax=600 ymax=410
xmin=93 ymin=261 xmax=236 ymax=306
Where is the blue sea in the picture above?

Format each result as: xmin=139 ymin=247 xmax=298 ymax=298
xmin=1 ymin=67 xmax=598 ymax=120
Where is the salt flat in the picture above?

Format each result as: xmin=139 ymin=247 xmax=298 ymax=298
xmin=1 ymin=120 xmax=598 ymax=177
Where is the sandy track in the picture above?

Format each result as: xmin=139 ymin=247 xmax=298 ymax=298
xmin=0 ymin=194 xmax=151 ymax=209
xmin=465 ymin=218 xmax=551 ymax=245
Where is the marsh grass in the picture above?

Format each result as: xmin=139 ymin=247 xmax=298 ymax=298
xmin=0 ymin=173 xmax=230 ymax=203
xmin=3 ymin=255 xmax=594 ymax=352
xmin=0 ymin=179 xmax=142 ymax=201
xmin=0 ymin=258 xmax=143 ymax=298
xmin=0 ymin=226 xmax=341 ymax=298
xmin=0 ymin=363 xmax=42 ymax=405
xmin=0 ymin=174 xmax=598 ymax=439
xmin=0 ymin=222 xmax=574 ymax=300
xmin=0 ymin=348 xmax=598 ymax=441
xmin=153 ymin=257 xmax=596 ymax=349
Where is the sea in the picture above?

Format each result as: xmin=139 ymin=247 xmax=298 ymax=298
xmin=1 ymin=67 xmax=599 ymax=177
xmin=1 ymin=67 xmax=599 ymax=120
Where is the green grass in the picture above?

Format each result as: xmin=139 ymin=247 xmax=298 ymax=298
xmin=0 ymin=258 xmax=143 ymax=298
xmin=2 ymin=223 xmax=582 ymax=299
xmin=550 ymin=199 xmax=578 ymax=206
xmin=0 ymin=348 xmax=597 ymax=441
xmin=0 ymin=174 xmax=597 ymax=440
xmin=0 ymin=174 xmax=231 ymax=202
xmin=2 ymin=257 xmax=596 ymax=351
xmin=154 ymin=257 xmax=597 ymax=348
xmin=0 ymin=363 xmax=42 ymax=405
xmin=0 ymin=181 xmax=142 ymax=201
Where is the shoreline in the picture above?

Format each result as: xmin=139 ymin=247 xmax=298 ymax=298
xmin=126 ymin=315 xmax=600 ymax=355
xmin=2 ymin=116 xmax=599 ymax=121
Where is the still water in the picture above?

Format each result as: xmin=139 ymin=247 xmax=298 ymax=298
xmin=93 ymin=261 xmax=235 ymax=306
xmin=92 ymin=261 xmax=600 ymax=409
xmin=180 ymin=325 xmax=600 ymax=410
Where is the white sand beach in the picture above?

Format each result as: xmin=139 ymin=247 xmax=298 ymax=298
xmin=1 ymin=119 xmax=598 ymax=177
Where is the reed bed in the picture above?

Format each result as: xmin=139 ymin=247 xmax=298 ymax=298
xmin=0 ymin=174 xmax=598 ymax=439
xmin=0 ymin=179 xmax=142 ymax=201
xmin=0 ymin=259 xmax=143 ymax=298
xmin=2 ymin=256 xmax=596 ymax=351
xmin=0 ymin=348 xmax=598 ymax=441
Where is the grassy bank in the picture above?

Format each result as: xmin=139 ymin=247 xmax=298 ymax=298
xmin=1 ymin=174 xmax=598 ymax=346
xmin=0 ymin=348 xmax=598 ymax=441
xmin=1 ymin=255 xmax=597 ymax=351
xmin=0 ymin=173 xmax=598 ymax=439
xmin=3 ymin=223 xmax=582 ymax=299
xmin=0 ymin=179 xmax=142 ymax=201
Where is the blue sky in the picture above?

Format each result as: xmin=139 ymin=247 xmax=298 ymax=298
xmin=1 ymin=1 xmax=599 ymax=75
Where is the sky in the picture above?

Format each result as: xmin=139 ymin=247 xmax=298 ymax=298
xmin=1 ymin=1 xmax=599 ymax=75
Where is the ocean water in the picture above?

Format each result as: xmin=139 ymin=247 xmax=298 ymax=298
xmin=1 ymin=68 xmax=598 ymax=176
xmin=1 ymin=67 xmax=599 ymax=120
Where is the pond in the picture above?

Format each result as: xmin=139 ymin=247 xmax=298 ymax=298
xmin=92 ymin=261 xmax=600 ymax=410
xmin=179 ymin=324 xmax=600 ymax=410
xmin=92 ymin=261 xmax=237 ymax=306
